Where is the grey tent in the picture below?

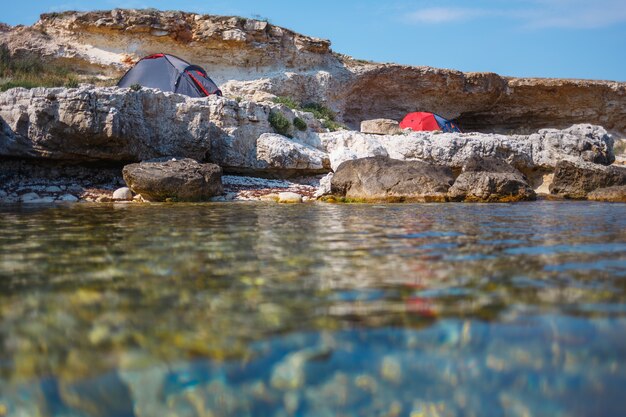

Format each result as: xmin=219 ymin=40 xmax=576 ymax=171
xmin=118 ymin=54 xmax=222 ymax=97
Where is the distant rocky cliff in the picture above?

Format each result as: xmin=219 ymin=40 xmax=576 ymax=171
xmin=1 ymin=9 xmax=625 ymax=136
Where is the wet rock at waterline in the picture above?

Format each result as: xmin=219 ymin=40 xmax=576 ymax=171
xmin=587 ymin=185 xmax=626 ymax=202
xmin=448 ymin=157 xmax=536 ymax=202
xmin=549 ymin=160 xmax=626 ymax=199
xmin=112 ymin=187 xmax=133 ymax=201
xmin=122 ymin=158 xmax=223 ymax=202
xmin=330 ymin=156 xmax=454 ymax=202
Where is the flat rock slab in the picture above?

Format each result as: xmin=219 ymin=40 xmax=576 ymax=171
xmin=448 ymin=157 xmax=536 ymax=202
xmin=549 ymin=160 xmax=626 ymax=199
xmin=331 ymin=156 xmax=454 ymax=202
xmin=123 ymin=158 xmax=223 ymax=202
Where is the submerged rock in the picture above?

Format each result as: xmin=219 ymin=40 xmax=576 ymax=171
xmin=549 ymin=160 xmax=626 ymax=199
xmin=122 ymin=158 xmax=223 ymax=202
xmin=448 ymin=157 xmax=536 ymax=202
xmin=330 ymin=156 xmax=454 ymax=202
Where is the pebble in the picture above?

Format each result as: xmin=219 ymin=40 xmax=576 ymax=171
xmin=58 ymin=194 xmax=79 ymax=202
xmin=278 ymin=192 xmax=303 ymax=204
xmin=380 ymin=356 xmax=402 ymax=384
xmin=112 ymin=187 xmax=133 ymax=201
xmin=19 ymin=192 xmax=41 ymax=202
xmin=44 ymin=186 xmax=62 ymax=193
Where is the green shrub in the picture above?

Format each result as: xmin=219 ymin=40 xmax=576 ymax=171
xmin=301 ymin=102 xmax=336 ymax=122
xmin=293 ymin=117 xmax=307 ymax=131
xmin=269 ymin=111 xmax=292 ymax=137
xmin=130 ymin=83 xmax=142 ymax=91
xmin=272 ymin=96 xmax=300 ymax=110
xmin=65 ymin=77 xmax=79 ymax=88
xmin=322 ymin=119 xmax=346 ymax=132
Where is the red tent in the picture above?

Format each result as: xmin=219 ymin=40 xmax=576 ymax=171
xmin=400 ymin=112 xmax=461 ymax=133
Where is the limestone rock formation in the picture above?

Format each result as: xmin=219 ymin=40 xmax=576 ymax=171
xmin=0 ymin=86 xmax=328 ymax=176
xmin=448 ymin=157 xmax=536 ymax=202
xmin=321 ymin=124 xmax=614 ymax=178
xmin=1 ymin=9 xmax=624 ymax=136
xmin=122 ymin=158 xmax=223 ymax=202
xmin=330 ymin=156 xmax=454 ymax=202
xmin=549 ymin=160 xmax=626 ymax=199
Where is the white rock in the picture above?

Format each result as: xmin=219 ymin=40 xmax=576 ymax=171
xmin=314 ymin=173 xmax=334 ymax=198
xmin=320 ymin=124 xmax=614 ymax=173
xmin=256 ymin=133 xmax=329 ymax=173
xmin=112 ymin=187 xmax=133 ymax=201
xmin=278 ymin=192 xmax=303 ymax=203
xmin=58 ymin=194 xmax=79 ymax=202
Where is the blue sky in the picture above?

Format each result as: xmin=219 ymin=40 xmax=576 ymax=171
xmin=2 ymin=0 xmax=625 ymax=81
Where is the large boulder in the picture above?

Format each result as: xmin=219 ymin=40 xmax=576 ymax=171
xmin=549 ymin=160 xmax=626 ymax=199
xmin=255 ymin=133 xmax=330 ymax=176
xmin=122 ymin=158 xmax=223 ymax=202
xmin=448 ymin=157 xmax=536 ymax=202
xmin=587 ymin=186 xmax=626 ymax=203
xmin=330 ymin=156 xmax=454 ymax=202
xmin=360 ymin=119 xmax=403 ymax=135
xmin=321 ymin=124 xmax=615 ymax=175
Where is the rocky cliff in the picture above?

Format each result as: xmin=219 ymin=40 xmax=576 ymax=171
xmin=2 ymin=9 xmax=625 ymax=136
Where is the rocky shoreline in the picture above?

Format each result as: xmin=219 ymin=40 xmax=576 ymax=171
xmin=0 ymin=86 xmax=624 ymax=204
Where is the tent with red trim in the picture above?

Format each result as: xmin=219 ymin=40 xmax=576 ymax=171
xmin=400 ymin=112 xmax=461 ymax=133
xmin=117 ymin=54 xmax=222 ymax=98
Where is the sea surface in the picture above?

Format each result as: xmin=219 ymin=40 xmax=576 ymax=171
xmin=0 ymin=201 xmax=625 ymax=417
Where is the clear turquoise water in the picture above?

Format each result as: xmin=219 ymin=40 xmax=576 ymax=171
xmin=0 ymin=201 xmax=625 ymax=417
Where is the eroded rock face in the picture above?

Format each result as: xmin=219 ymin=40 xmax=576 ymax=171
xmin=549 ymin=160 xmax=626 ymax=199
xmin=1 ymin=9 xmax=624 ymax=136
xmin=330 ymin=156 xmax=454 ymax=202
xmin=448 ymin=157 xmax=536 ymax=202
xmin=0 ymin=86 xmax=328 ymax=176
xmin=122 ymin=158 xmax=223 ymax=202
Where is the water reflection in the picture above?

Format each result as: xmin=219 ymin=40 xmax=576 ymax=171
xmin=0 ymin=202 xmax=625 ymax=416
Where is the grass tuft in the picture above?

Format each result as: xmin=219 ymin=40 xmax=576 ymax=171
xmin=0 ymin=45 xmax=111 ymax=92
